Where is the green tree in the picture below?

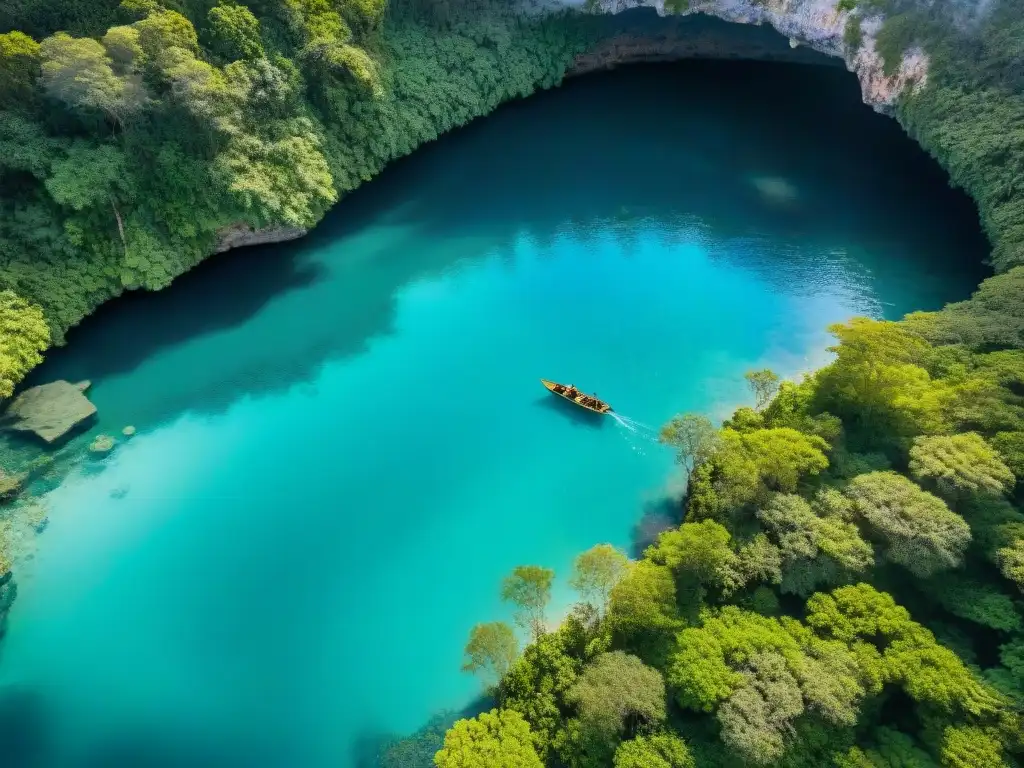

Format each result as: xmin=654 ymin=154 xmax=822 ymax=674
xmin=834 ymin=727 xmax=937 ymax=768
xmin=929 ymin=575 xmax=1022 ymax=632
xmin=215 ymin=125 xmax=337 ymax=228
xmin=997 ymin=540 xmax=1024 ymax=592
xmin=0 ymin=291 xmax=50 ymax=399
xmin=746 ymin=585 xmax=781 ymax=616
xmin=0 ymin=31 xmax=41 ymax=104
xmin=909 ymin=433 xmax=1014 ymax=501
xmin=735 ymin=427 xmax=830 ymax=494
xmin=283 ymin=0 xmax=380 ymax=90
xmin=814 ymin=318 xmax=948 ymax=448
xmin=502 ymin=565 xmax=554 ymax=640
xmin=207 ymin=2 xmax=264 ymax=61
xmin=944 ymin=352 xmax=1024 ymax=436
xmin=462 ymin=622 xmax=518 ymax=689
xmin=569 ymin=544 xmax=628 ymax=618
xmin=997 ymin=638 xmax=1024 ymax=697
xmin=728 ymin=534 xmax=783 ymax=592
xmin=565 ymin=651 xmax=666 ymax=763
xmin=607 ymin=560 xmax=681 ymax=667
xmin=723 ymin=406 xmax=764 ymax=432
xmin=45 ymin=143 xmax=127 ymax=212
xmin=959 ymin=495 xmax=1024 ymax=591
xmin=815 ymin=514 xmax=874 ymax=572
xmin=667 ymin=605 xmax=867 ymax=722
xmin=717 ymin=651 xmax=804 ymax=764
xmin=498 ymin=625 xmax=584 ymax=762
xmin=101 ymin=25 xmax=143 ymax=74
xmin=804 ymin=582 xmax=914 ymax=644
xmin=613 ymin=733 xmax=694 ymax=768
xmin=134 ymin=8 xmax=200 ymax=63
xmin=757 ymin=493 xmax=873 ymax=596
xmin=758 ymin=493 xmax=826 ymax=596
xmin=806 ymin=584 xmax=1008 ymax=723
xmin=435 ymin=709 xmax=543 ymax=768
xmin=991 ymin=431 xmax=1024 ymax=482
xmin=646 ymin=520 xmax=737 ymax=616
xmin=762 ymin=378 xmax=843 ymax=443
xmin=688 ymin=427 xmax=829 ymax=523
xmin=658 ymin=413 xmax=719 ymax=484
xmin=39 ymin=32 xmax=145 ymax=124
xmin=646 ymin=520 xmax=735 ymax=583
xmin=745 ymin=368 xmax=781 ymax=411
xmin=845 ymin=471 xmax=971 ymax=578
xmin=939 ymin=725 xmax=1006 ymax=768
xmin=161 ymin=49 xmax=234 ymax=126
xmin=346 ymin=0 xmax=387 ymax=32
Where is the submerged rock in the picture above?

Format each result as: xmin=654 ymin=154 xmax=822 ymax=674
xmin=89 ymin=434 xmax=116 ymax=456
xmin=19 ymin=502 xmax=48 ymax=532
xmin=2 ymin=381 xmax=97 ymax=444
xmin=0 ymin=472 xmax=24 ymax=504
xmin=122 ymin=425 xmax=136 ymax=438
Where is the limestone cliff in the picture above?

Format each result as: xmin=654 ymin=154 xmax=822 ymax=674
xmin=558 ymin=0 xmax=927 ymax=113
xmin=215 ymin=224 xmax=309 ymax=254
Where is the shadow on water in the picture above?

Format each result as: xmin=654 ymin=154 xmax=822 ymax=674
xmin=0 ymin=684 xmax=297 ymax=768
xmin=533 ymin=394 xmax=607 ymax=430
xmin=26 ymin=245 xmax=326 ymax=389
xmin=631 ymin=494 xmax=683 ymax=557
xmin=30 ymin=59 xmax=990 ymax=433
xmin=0 ymin=685 xmax=51 ymax=768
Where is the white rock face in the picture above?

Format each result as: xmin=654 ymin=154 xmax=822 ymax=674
xmin=550 ymin=0 xmax=928 ymax=113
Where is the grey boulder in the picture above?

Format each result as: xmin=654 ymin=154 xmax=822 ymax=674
xmin=3 ymin=380 xmax=98 ymax=444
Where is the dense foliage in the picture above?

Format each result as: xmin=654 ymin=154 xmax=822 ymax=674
xmin=0 ymin=0 xmax=590 ymax=367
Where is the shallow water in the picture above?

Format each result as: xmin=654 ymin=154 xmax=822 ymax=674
xmin=0 ymin=61 xmax=987 ymax=767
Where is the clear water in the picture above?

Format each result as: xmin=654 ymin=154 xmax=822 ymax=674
xmin=0 ymin=62 xmax=987 ymax=766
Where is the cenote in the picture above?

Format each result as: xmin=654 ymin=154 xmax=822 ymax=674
xmin=0 ymin=59 xmax=989 ymax=766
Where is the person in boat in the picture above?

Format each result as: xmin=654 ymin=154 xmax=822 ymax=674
xmin=565 ymin=385 xmax=578 ymax=398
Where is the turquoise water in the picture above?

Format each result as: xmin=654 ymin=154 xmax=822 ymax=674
xmin=0 ymin=61 xmax=987 ymax=766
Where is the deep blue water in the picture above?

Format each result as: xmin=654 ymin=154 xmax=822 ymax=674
xmin=0 ymin=61 xmax=987 ymax=767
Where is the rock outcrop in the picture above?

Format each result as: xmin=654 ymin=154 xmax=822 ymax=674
xmin=569 ymin=13 xmax=839 ymax=76
xmin=560 ymin=0 xmax=928 ymax=113
xmin=0 ymin=471 xmax=24 ymax=504
xmin=89 ymin=434 xmax=116 ymax=456
xmin=2 ymin=380 xmax=97 ymax=444
xmin=215 ymin=223 xmax=308 ymax=253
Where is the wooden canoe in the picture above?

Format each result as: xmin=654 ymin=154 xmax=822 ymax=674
xmin=541 ymin=379 xmax=613 ymax=414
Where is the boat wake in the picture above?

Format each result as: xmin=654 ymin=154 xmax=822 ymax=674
xmin=610 ymin=413 xmax=656 ymax=434
xmin=610 ymin=413 xmax=660 ymax=455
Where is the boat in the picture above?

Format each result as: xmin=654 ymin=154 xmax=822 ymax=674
xmin=541 ymin=379 xmax=613 ymax=414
